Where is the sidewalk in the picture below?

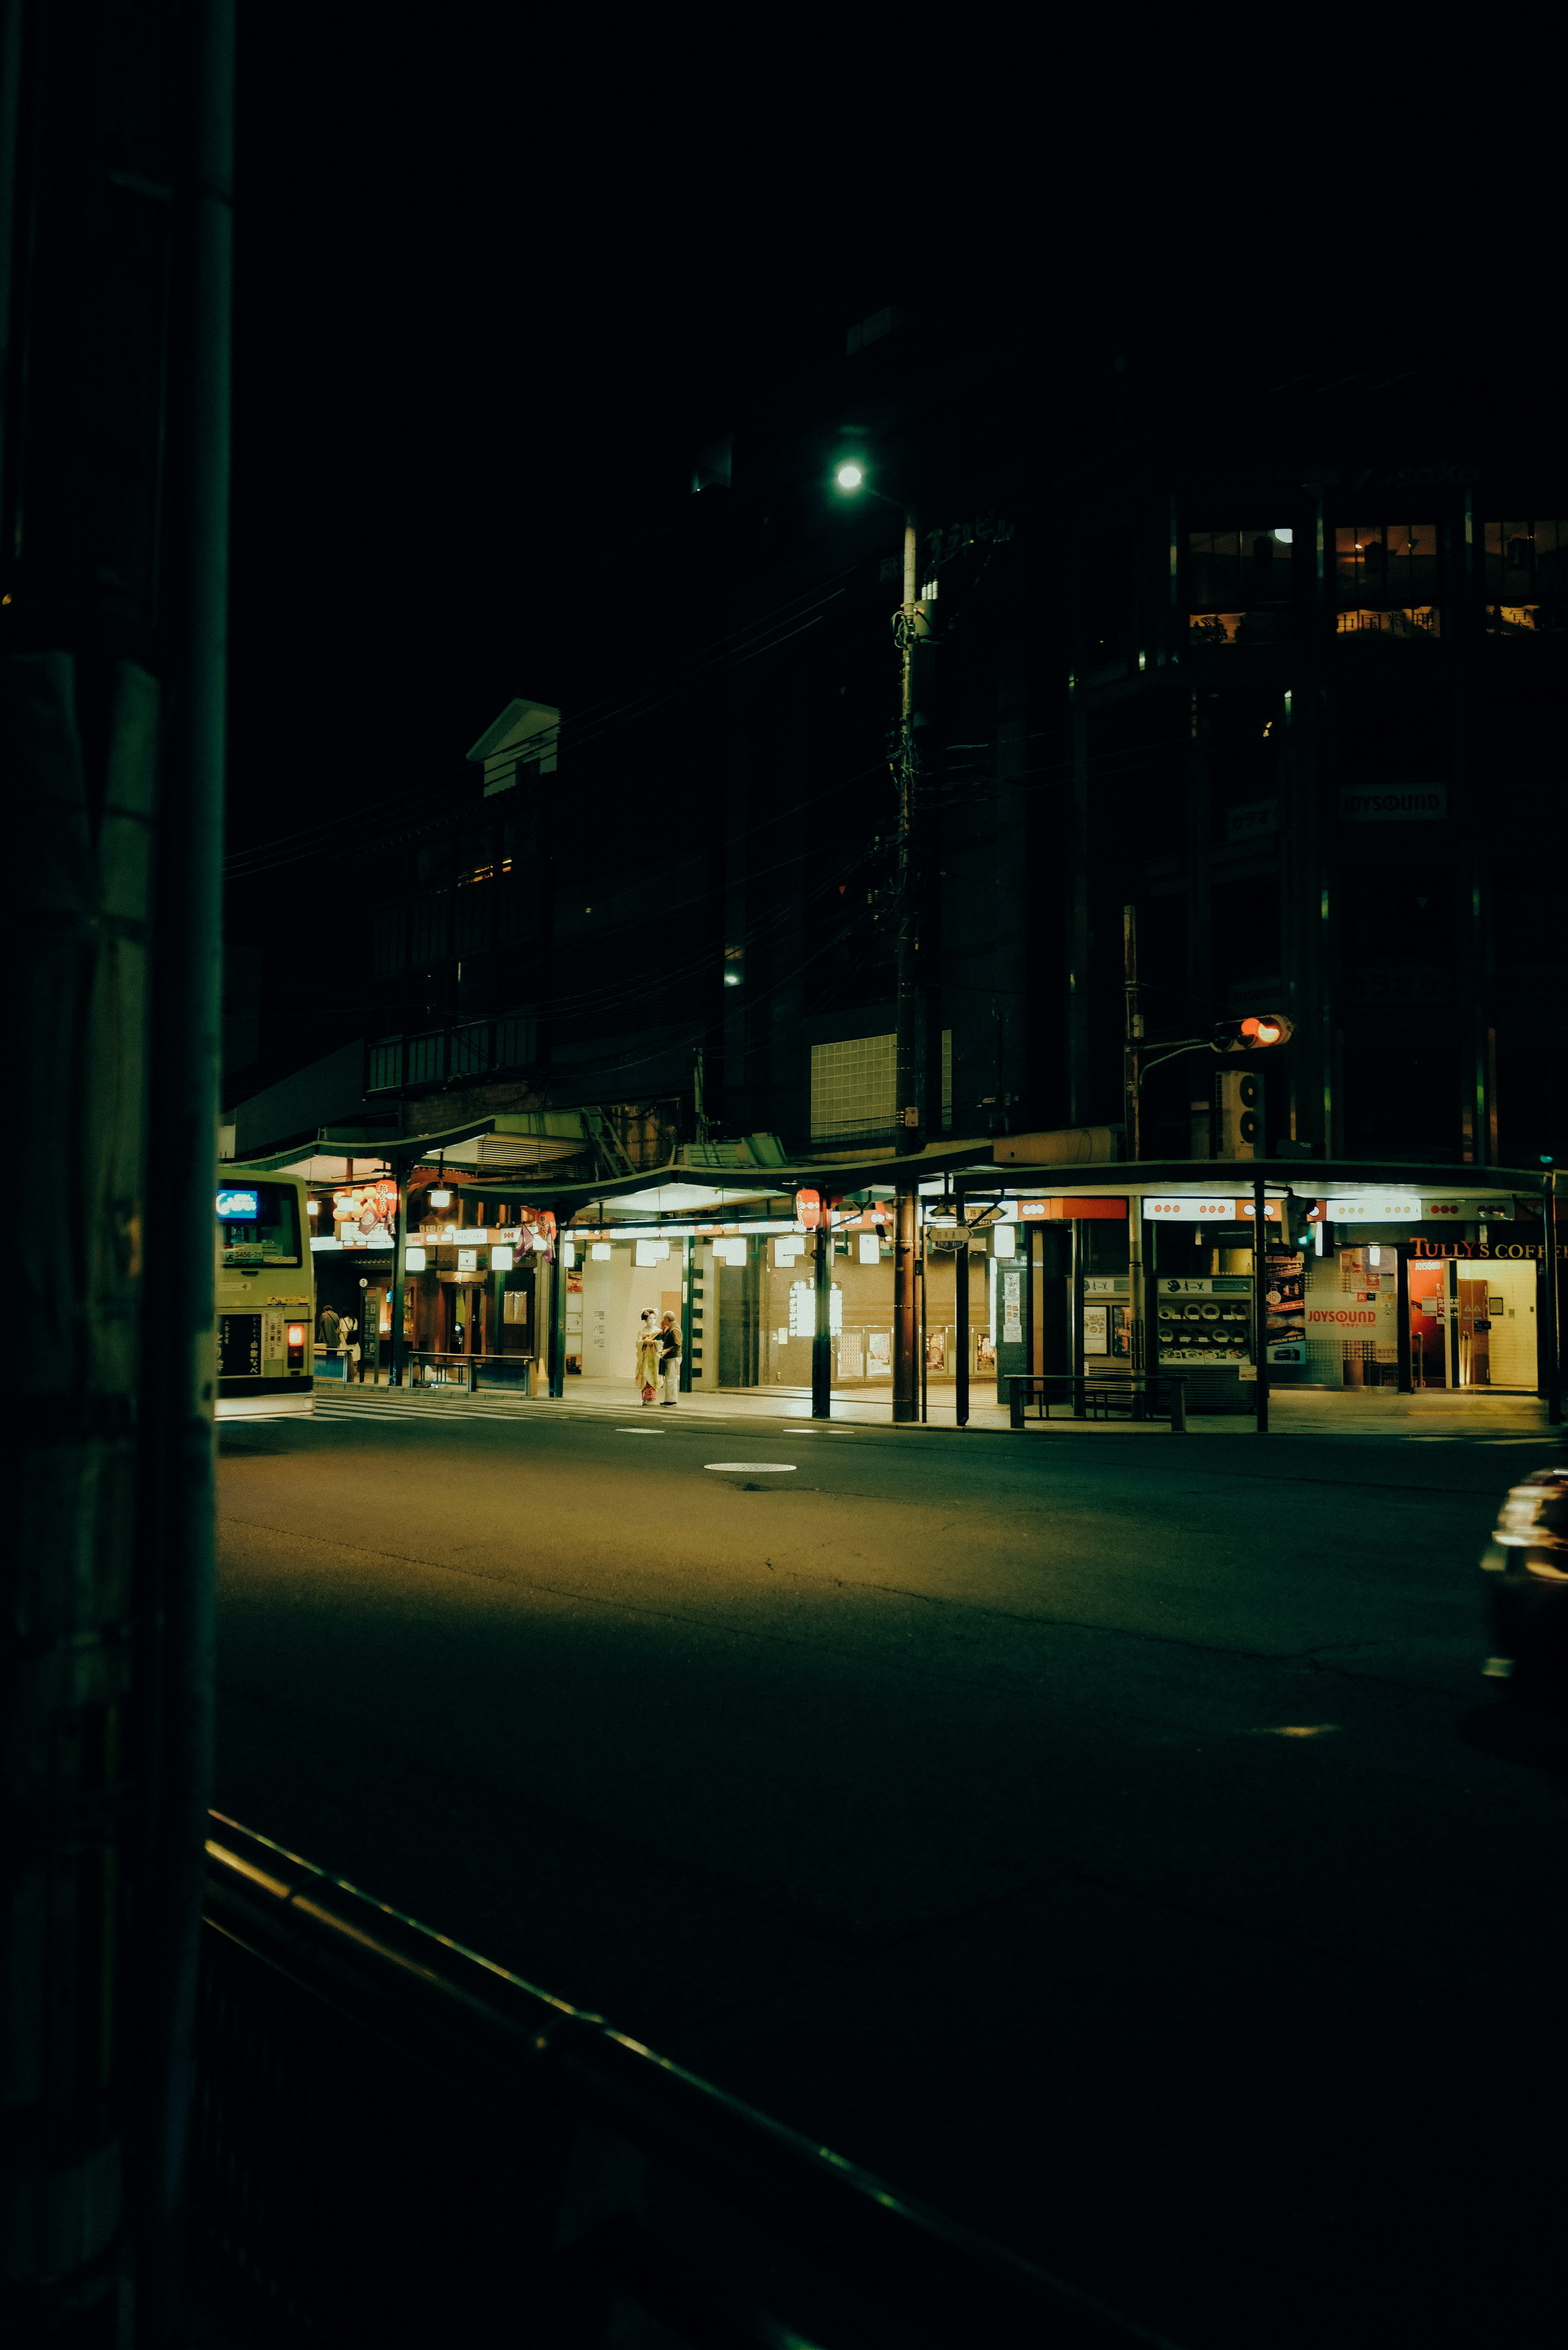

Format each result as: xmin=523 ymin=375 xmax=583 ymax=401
xmin=323 ymin=1377 xmax=1562 ymax=1445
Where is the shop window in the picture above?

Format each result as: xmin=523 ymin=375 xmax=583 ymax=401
xmin=1483 ymin=517 xmax=1568 ymax=633
xmin=1187 ymin=528 xmax=1293 ymax=648
xmin=1334 ymin=521 xmax=1439 ymax=637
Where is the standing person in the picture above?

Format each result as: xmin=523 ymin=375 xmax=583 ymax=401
xmin=635 ymin=1309 xmax=660 ymax=1406
xmin=658 ymin=1310 xmax=682 ymax=1407
xmin=318 ymin=1301 xmax=341 ymax=1351
xmin=341 ymin=1311 xmax=361 ymax=1383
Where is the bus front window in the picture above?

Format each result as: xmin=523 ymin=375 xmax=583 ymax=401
xmin=216 ymin=1183 xmax=302 ymax=1266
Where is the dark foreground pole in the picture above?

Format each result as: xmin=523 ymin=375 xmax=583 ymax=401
xmin=955 ymin=1191 xmax=970 ymax=1428
xmin=812 ymin=1215 xmax=833 ymax=1418
xmin=135 ymin=3 xmax=236 ymax=2336
xmin=1253 ymin=1174 xmax=1270 ymax=1433
xmin=1544 ymin=1170 xmax=1561 ymax=1428
xmin=893 ymin=1184 xmax=918 ymax=1422
xmin=388 ymin=1161 xmax=409 ymax=1386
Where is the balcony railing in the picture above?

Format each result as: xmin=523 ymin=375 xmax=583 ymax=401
xmin=368 ymin=1012 xmax=539 ymax=1094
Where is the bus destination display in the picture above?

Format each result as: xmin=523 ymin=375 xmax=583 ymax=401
xmin=216 ymin=1183 xmax=302 ymax=1266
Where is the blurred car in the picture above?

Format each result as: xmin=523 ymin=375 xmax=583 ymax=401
xmin=1481 ymin=1465 xmax=1568 ymax=1703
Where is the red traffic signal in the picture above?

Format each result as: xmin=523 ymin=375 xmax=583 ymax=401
xmin=1213 ymin=1013 xmax=1294 ymax=1052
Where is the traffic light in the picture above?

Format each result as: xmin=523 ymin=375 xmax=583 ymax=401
xmin=1282 ymin=1193 xmax=1316 ymax=1247
xmin=1216 ymin=1069 xmax=1262 ymax=1158
xmin=1211 ymin=1012 xmax=1294 ymax=1052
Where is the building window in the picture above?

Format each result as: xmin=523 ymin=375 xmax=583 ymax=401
xmin=1334 ymin=522 xmax=1439 ymax=638
xmin=1483 ymin=518 xmax=1568 ymax=633
xmin=1187 ymin=528 xmax=1294 ymax=647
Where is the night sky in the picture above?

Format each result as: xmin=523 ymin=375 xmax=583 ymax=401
xmin=226 ymin=16 xmax=1544 ymax=872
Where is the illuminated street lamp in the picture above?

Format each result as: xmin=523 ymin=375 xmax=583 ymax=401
xmin=832 ymin=452 xmax=927 ymax=1423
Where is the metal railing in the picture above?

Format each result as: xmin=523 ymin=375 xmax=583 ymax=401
xmin=1008 ymin=1374 xmax=1188 ymax=1432
xmin=399 ymin=1349 xmax=535 ymax=1392
xmin=196 ymin=1816 xmax=1178 ymax=2349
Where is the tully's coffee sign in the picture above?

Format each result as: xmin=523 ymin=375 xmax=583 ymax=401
xmin=1410 ymin=1239 xmax=1566 ymax=1260
xmin=1339 ymin=784 xmax=1448 ymax=823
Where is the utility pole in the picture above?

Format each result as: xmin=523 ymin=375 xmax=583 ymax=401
xmin=3 ymin=3 xmax=234 ymax=2340
xmin=954 ymin=1186 xmax=970 ymax=1429
xmin=546 ymin=1207 xmax=573 ymax=1398
xmin=1253 ymin=1174 xmax=1271 ymax=1434
xmin=1544 ymin=1166 xmax=1561 ymax=1427
xmin=811 ymin=1212 xmax=833 ymax=1418
xmin=1123 ymin=903 xmax=1143 ymax=1162
xmin=893 ymin=509 xmax=922 ymax=1422
xmin=693 ymin=1044 xmax=710 ymax=1144
xmin=388 ymin=1160 xmax=410 ymax=1387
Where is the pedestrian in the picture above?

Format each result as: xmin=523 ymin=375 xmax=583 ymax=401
xmin=341 ymin=1312 xmax=362 ymax=1382
xmin=635 ymin=1309 xmax=660 ymax=1406
xmin=658 ymin=1310 xmax=681 ymax=1407
xmin=319 ymin=1302 xmax=341 ymax=1350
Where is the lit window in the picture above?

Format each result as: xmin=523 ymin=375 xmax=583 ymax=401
xmin=1483 ymin=517 xmax=1568 ymax=634
xmin=1187 ymin=528 xmax=1294 ymax=648
xmin=1334 ymin=522 xmax=1440 ymax=638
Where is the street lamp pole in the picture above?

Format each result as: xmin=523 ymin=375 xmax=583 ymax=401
xmin=1123 ymin=903 xmax=1143 ymax=1162
xmin=1544 ymin=1165 xmax=1561 ymax=1427
xmin=893 ymin=506 xmax=922 ymax=1423
xmin=833 ymin=464 xmax=923 ymax=1426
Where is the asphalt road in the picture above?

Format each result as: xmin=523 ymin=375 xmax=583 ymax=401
xmin=216 ymin=1397 xmax=1568 ymax=2349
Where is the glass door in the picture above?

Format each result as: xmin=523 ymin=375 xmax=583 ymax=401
xmin=1408 ymin=1261 xmax=1447 ymax=1387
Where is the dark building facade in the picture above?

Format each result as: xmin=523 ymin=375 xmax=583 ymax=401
xmin=1062 ymin=362 xmax=1568 ymax=1174
xmin=225 ymin=325 xmax=1567 ymax=1190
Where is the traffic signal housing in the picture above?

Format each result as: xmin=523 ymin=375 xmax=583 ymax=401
xmin=1282 ymin=1193 xmax=1316 ymax=1248
xmin=1211 ymin=1012 xmax=1294 ymax=1052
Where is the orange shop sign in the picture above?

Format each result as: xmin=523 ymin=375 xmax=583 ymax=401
xmin=1017 ymin=1198 xmax=1128 ymax=1221
xmin=1143 ymin=1197 xmax=1281 ymax=1222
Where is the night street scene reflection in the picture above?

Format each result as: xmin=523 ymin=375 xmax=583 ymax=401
xmin=8 ymin=13 xmax=1568 ymax=2350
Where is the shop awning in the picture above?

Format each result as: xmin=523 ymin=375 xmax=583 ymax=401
xmin=229 ymin=1118 xmax=501 ymax=1177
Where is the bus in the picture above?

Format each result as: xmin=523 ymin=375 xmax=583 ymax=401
xmin=215 ymin=1166 xmax=316 ymax=1420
